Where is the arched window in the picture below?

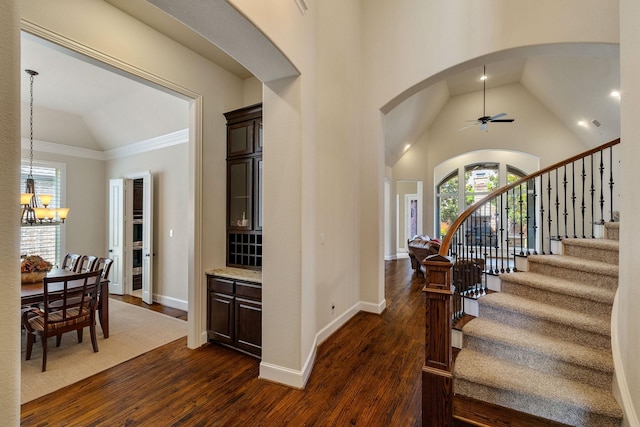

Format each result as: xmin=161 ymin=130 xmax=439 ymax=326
xmin=436 ymin=171 xmax=458 ymax=238
xmin=436 ymin=162 xmax=526 ymax=240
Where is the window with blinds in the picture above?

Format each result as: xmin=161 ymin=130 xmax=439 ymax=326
xmin=20 ymin=162 xmax=63 ymax=265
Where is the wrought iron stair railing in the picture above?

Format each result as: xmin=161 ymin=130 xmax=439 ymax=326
xmin=440 ymin=138 xmax=620 ymax=321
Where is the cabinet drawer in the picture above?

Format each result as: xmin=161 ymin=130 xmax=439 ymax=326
xmin=235 ymin=281 xmax=261 ymax=300
xmin=208 ymin=277 xmax=234 ymax=294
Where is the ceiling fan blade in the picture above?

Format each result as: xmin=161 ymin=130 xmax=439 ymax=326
xmin=490 ymin=119 xmax=515 ymax=122
xmin=489 ymin=113 xmax=506 ymax=120
xmin=458 ymin=122 xmax=480 ymax=131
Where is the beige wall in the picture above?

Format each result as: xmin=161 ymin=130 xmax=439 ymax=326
xmin=232 ymin=0 xmax=367 ymax=386
xmin=618 ymin=0 xmax=640 ymax=423
xmin=0 ymin=0 xmax=22 ymax=422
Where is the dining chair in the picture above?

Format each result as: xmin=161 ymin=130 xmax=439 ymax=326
xmin=77 ymin=255 xmax=99 ymax=273
xmin=94 ymin=257 xmax=113 ymax=280
xmin=22 ymin=269 xmax=103 ymax=372
xmin=92 ymin=257 xmax=113 ymax=336
xmin=61 ymin=253 xmax=85 ymax=272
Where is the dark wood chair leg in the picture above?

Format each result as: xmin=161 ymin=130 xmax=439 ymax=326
xmin=77 ymin=328 xmax=84 ymax=343
xmin=56 ymin=334 xmax=62 ymax=347
xmin=90 ymin=323 xmax=99 ymax=353
xmin=25 ymin=333 xmax=34 ymax=360
xmin=41 ymin=335 xmax=48 ymax=372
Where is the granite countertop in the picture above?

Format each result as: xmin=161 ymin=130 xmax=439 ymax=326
xmin=206 ymin=267 xmax=262 ymax=283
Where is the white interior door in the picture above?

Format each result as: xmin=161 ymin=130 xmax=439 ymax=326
xmin=108 ymin=179 xmax=125 ymax=295
xmin=141 ymin=172 xmax=153 ymax=304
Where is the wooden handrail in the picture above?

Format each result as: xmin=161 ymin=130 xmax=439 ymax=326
xmin=438 ymin=138 xmax=620 ymax=257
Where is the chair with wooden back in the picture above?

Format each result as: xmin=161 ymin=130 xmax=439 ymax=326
xmin=22 ymin=269 xmax=103 ymax=372
xmin=94 ymin=257 xmax=113 ymax=280
xmin=61 ymin=253 xmax=86 ymax=272
xmin=77 ymin=255 xmax=99 ymax=273
xmin=92 ymin=257 xmax=113 ymax=336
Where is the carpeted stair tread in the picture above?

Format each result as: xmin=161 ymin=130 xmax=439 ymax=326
xmin=561 ymin=238 xmax=619 ymax=264
xmin=499 ymin=271 xmax=616 ymax=305
xmin=454 ymin=349 xmax=623 ymax=422
xmin=480 ymin=292 xmax=611 ymax=338
xmin=463 ymin=317 xmax=614 ymax=374
xmin=561 ymin=237 xmax=619 ymax=252
xmin=528 ymin=254 xmax=618 ymax=278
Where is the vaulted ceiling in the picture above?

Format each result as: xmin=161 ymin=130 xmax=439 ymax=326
xmin=20 ymin=1 xmax=620 ymax=165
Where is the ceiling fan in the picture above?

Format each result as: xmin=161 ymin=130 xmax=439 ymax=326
xmin=460 ymin=65 xmax=514 ymax=131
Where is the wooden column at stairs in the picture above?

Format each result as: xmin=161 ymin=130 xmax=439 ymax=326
xmin=422 ymin=254 xmax=454 ymax=427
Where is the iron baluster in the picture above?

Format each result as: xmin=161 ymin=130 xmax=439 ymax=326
xmin=590 ymin=155 xmax=595 ymax=238
xmin=609 ymin=147 xmax=615 ymax=222
xmin=581 ymin=158 xmax=586 ymax=238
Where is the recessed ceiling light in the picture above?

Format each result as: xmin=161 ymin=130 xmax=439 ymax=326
xmin=480 ymin=75 xmax=487 ymax=81
xmin=403 ymin=144 xmax=411 ymax=152
xmin=578 ymin=120 xmax=589 ymax=128
xmin=610 ymin=90 xmax=621 ymax=99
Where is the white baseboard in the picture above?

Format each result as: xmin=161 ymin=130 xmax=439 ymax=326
xmin=359 ymin=298 xmax=387 ymax=315
xmin=153 ymin=294 xmax=188 ymax=312
xmin=259 ymin=298 xmax=387 ymax=389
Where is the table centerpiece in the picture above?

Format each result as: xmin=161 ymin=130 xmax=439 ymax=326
xmin=21 ymin=255 xmax=53 ymax=284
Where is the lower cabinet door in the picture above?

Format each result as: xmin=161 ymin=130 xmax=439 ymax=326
xmin=235 ymin=297 xmax=262 ymax=356
xmin=208 ymin=292 xmax=234 ymax=344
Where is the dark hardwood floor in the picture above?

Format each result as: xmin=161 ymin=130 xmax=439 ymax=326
xmin=109 ymin=293 xmax=189 ymax=320
xmin=21 ymin=259 xmax=425 ymax=426
xmin=21 ymin=260 xmax=566 ymax=426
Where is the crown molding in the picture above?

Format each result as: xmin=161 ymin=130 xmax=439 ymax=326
xmin=104 ymin=128 xmax=189 ymax=160
xmin=22 ymin=138 xmax=104 ymax=160
xmin=22 ymin=128 xmax=189 ymax=161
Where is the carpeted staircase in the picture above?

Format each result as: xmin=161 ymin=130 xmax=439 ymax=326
xmin=454 ymin=222 xmax=623 ymax=426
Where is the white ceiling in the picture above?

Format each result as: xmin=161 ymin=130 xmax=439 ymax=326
xmin=20 ymin=3 xmax=620 ymax=164
xmin=384 ymin=46 xmax=620 ymax=166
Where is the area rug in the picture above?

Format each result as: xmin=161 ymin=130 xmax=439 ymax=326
xmin=21 ymin=298 xmax=188 ymax=404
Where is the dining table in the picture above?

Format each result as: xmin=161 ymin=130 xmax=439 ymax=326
xmin=20 ymin=268 xmax=110 ymax=338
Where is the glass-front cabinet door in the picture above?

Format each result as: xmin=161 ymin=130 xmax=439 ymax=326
xmin=255 ymin=159 xmax=263 ymax=230
xmin=228 ymin=158 xmax=253 ymax=230
xmin=255 ymin=118 xmax=263 ymax=153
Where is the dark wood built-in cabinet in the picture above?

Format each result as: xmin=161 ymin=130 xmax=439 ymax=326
xmin=206 ymin=104 xmax=263 ymax=358
xmin=224 ymin=103 xmax=263 ymax=269
xmin=206 ymin=272 xmax=262 ymax=357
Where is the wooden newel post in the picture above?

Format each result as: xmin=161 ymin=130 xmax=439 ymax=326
xmin=421 ymin=254 xmax=454 ymax=427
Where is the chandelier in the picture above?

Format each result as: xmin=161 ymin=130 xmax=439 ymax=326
xmin=20 ymin=69 xmax=69 ymax=225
